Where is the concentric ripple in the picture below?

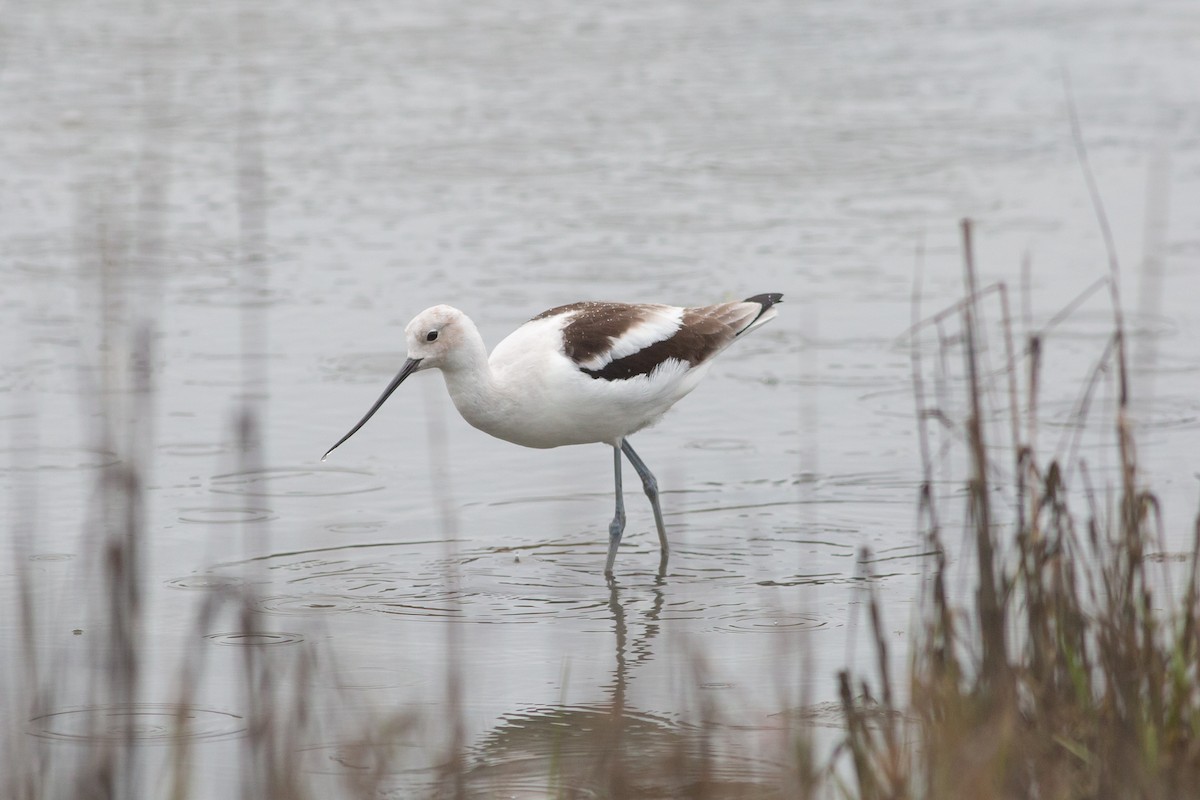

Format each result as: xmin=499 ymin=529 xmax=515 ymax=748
xmin=256 ymin=595 xmax=363 ymax=615
xmin=214 ymin=534 xmax=844 ymax=630
xmin=178 ymin=507 xmax=276 ymax=524
xmin=0 ymin=446 xmax=120 ymax=472
xmin=204 ymin=631 xmax=305 ymax=647
xmin=28 ymin=703 xmax=245 ymax=744
xmin=210 ymin=466 xmax=384 ymax=497
xmin=714 ymin=610 xmax=830 ymax=633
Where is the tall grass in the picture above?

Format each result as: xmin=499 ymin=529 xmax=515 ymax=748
xmin=839 ymin=220 xmax=1200 ymax=800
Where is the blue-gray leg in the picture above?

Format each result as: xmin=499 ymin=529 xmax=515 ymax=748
xmin=620 ymin=439 xmax=669 ymax=573
xmin=605 ymin=444 xmax=626 ymax=577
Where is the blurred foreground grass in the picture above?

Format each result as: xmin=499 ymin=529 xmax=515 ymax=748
xmin=4 ymin=221 xmax=1199 ymax=799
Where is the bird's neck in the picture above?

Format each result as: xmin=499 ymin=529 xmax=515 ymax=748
xmin=439 ymin=331 xmax=508 ymax=433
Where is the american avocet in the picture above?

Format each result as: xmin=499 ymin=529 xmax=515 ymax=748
xmin=323 ymin=293 xmax=782 ymax=577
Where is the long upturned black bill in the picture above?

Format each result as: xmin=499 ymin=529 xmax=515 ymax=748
xmin=321 ymin=357 xmax=422 ymax=461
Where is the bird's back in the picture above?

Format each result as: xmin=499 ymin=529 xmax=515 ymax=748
xmin=476 ymin=295 xmax=780 ymax=447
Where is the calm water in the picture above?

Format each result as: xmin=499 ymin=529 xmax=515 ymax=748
xmin=3 ymin=0 xmax=1199 ymax=795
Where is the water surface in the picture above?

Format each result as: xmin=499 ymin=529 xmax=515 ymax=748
xmin=3 ymin=0 xmax=1198 ymax=795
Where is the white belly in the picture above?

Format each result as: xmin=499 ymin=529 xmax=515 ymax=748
xmin=445 ymin=346 xmax=707 ymax=449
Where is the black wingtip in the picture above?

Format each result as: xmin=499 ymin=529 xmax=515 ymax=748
xmin=743 ymin=292 xmax=783 ymax=309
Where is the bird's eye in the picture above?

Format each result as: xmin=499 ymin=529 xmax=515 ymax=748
xmin=426 ymin=330 xmax=438 ymax=342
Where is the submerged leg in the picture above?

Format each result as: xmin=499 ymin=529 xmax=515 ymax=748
xmin=605 ymin=444 xmax=626 ymax=577
xmin=620 ymin=439 xmax=669 ymax=573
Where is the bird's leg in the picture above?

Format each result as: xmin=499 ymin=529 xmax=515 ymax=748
xmin=605 ymin=443 xmax=626 ymax=577
xmin=620 ymin=439 xmax=669 ymax=573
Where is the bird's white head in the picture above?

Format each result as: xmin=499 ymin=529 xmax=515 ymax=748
xmin=402 ymin=304 xmax=475 ymax=371
xmin=322 ymin=304 xmax=482 ymax=461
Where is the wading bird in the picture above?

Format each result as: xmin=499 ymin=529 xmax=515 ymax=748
xmin=323 ymin=293 xmax=782 ymax=577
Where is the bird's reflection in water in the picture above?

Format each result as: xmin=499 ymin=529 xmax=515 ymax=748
xmin=464 ymin=577 xmax=785 ymax=798
xmin=605 ymin=573 xmax=665 ymax=716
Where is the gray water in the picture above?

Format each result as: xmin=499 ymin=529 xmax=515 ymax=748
xmin=3 ymin=0 xmax=1199 ymax=796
